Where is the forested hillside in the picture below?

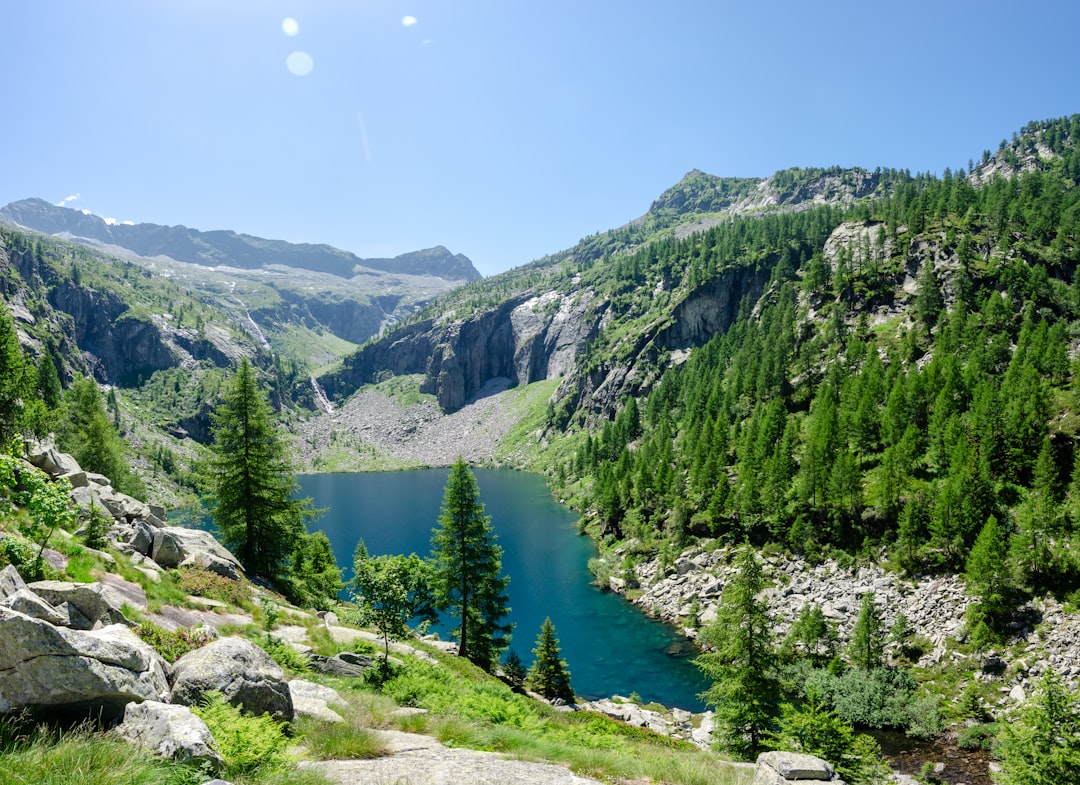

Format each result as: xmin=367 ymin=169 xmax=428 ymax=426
xmin=548 ymin=116 xmax=1080 ymax=609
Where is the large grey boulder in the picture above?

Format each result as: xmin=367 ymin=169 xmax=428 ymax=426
xmin=97 ymin=486 xmax=151 ymax=521
xmin=27 ymin=580 xmax=132 ymax=629
xmin=753 ymin=751 xmax=840 ymax=784
xmin=169 ymin=637 xmax=293 ymax=721
xmin=308 ymin=650 xmax=374 ymax=677
xmin=25 ymin=443 xmax=81 ymax=478
xmin=151 ymin=527 xmax=244 ymax=580
xmin=0 ymin=606 xmax=170 ymax=718
xmin=115 ymin=699 xmax=224 ymax=773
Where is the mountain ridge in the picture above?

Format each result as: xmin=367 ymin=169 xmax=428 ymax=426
xmin=0 ymin=198 xmax=481 ymax=282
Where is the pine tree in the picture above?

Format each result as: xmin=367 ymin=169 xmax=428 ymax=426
xmin=58 ymin=375 xmax=143 ymax=498
xmin=0 ymin=303 xmax=26 ymax=446
xmin=965 ymin=516 xmax=1011 ymax=638
xmin=848 ymin=592 xmax=884 ymax=671
xmin=526 ymin=617 xmax=574 ymax=703
xmin=695 ymin=544 xmax=780 ymax=759
xmin=209 ymin=358 xmax=315 ymax=583
xmin=430 ymin=457 xmax=512 ymax=669
xmin=994 ymin=671 xmax=1080 ymax=784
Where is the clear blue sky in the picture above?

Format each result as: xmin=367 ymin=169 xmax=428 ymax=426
xmin=3 ymin=1 xmax=1078 ymax=276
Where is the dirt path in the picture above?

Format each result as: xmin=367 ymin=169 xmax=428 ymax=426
xmin=304 ymin=729 xmax=604 ymax=785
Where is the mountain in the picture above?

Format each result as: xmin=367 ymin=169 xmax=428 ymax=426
xmin=0 ymin=198 xmax=481 ymax=282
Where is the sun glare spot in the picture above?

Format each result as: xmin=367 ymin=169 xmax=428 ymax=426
xmin=286 ymin=51 xmax=314 ymax=76
xmin=282 ymin=17 xmax=300 ymax=37
xmin=402 ymin=16 xmax=418 ymax=27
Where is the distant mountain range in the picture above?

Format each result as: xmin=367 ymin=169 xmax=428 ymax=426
xmin=0 ymin=198 xmax=481 ymax=282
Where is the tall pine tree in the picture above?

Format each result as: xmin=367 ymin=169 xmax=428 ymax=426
xmin=430 ymin=457 xmax=512 ymax=669
xmin=695 ymin=544 xmax=780 ymax=759
xmin=209 ymin=357 xmax=315 ymax=582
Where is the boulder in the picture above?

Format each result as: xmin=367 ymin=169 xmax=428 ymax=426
xmin=97 ymin=487 xmax=151 ymax=521
xmin=151 ymin=527 xmax=244 ymax=580
xmin=289 ymin=679 xmax=346 ymax=723
xmin=0 ymin=587 xmax=68 ymax=625
xmin=0 ymin=564 xmax=26 ymax=599
xmin=308 ymin=651 xmax=374 ymax=678
xmin=170 ymin=637 xmax=293 ymax=721
xmin=0 ymin=606 xmax=170 ymax=718
xmin=115 ymin=699 xmax=224 ymax=772
xmin=753 ymin=751 xmax=839 ymax=784
xmin=59 ymin=470 xmax=88 ymax=489
xmin=27 ymin=580 xmax=132 ymax=628
xmin=25 ymin=443 xmax=81 ymax=478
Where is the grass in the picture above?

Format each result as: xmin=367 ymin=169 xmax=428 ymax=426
xmin=0 ymin=719 xmax=206 ymax=785
xmin=295 ymin=710 xmax=388 ymax=760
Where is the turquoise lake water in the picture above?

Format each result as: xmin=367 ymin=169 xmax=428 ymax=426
xmin=298 ymin=468 xmax=709 ymax=710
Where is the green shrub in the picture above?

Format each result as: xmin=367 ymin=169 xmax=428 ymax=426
xmin=192 ymin=691 xmax=291 ymax=776
xmin=957 ymin=722 xmax=998 ymax=750
xmin=0 ymin=534 xmax=55 ymax=581
xmin=132 ymin=620 xmax=215 ymax=663
xmin=175 ymin=565 xmax=250 ymax=608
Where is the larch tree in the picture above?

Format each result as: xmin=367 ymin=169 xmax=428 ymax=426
xmin=430 ymin=457 xmax=512 ymax=670
xmin=0 ymin=303 xmax=26 ymax=447
xmin=526 ymin=617 xmax=574 ymax=703
xmin=847 ymin=592 xmax=885 ymax=671
xmin=209 ymin=357 xmax=316 ymax=584
xmin=695 ymin=543 xmax=780 ymax=760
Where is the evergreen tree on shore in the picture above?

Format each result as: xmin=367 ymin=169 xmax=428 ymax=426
xmin=430 ymin=457 xmax=512 ymax=670
xmin=526 ymin=617 xmax=574 ymax=703
xmin=696 ymin=544 xmax=780 ymax=759
xmin=209 ymin=357 xmax=317 ymax=584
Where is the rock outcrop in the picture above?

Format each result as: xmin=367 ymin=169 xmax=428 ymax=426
xmin=151 ymin=527 xmax=244 ymax=580
xmin=0 ymin=606 xmax=170 ymax=718
xmin=753 ymin=751 xmax=840 ymax=784
xmin=169 ymin=637 xmax=294 ymax=721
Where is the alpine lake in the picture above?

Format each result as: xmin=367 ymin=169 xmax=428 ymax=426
xmin=298 ymin=468 xmax=709 ymax=711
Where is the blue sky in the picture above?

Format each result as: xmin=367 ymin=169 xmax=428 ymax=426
xmin=3 ymin=1 xmax=1078 ymax=276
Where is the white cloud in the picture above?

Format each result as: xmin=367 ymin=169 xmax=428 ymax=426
xmin=402 ymin=15 xmax=418 ymax=26
xmin=282 ymin=17 xmax=299 ymax=37
xmin=56 ymin=193 xmax=80 ymax=207
xmin=122 ymin=220 xmax=134 ymax=226
xmin=80 ymin=209 xmax=91 ymax=216
xmin=103 ymin=217 xmax=118 ymax=225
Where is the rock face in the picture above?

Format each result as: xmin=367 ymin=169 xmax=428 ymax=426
xmin=753 ymin=751 xmax=839 ymax=784
xmin=169 ymin=637 xmax=294 ymax=721
xmin=115 ymin=699 xmax=224 ymax=772
xmin=0 ymin=606 xmax=170 ymax=718
xmin=151 ymin=527 xmax=245 ymax=580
